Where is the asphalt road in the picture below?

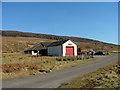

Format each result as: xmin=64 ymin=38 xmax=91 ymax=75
xmin=2 ymin=54 xmax=119 ymax=88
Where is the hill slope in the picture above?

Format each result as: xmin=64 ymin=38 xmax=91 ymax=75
xmin=1 ymin=31 xmax=118 ymax=53
xmin=1 ymin=31 xmax=116 ymax=45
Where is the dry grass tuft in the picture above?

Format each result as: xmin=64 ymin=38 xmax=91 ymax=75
xmin=59 ymin=62 xmax=120 ymax=88
xmin=1 ymin=53 xmax=95 ymax=81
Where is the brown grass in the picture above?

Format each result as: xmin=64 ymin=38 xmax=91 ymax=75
xmin=2 ymin=36 xmax=56 ymax=53
xmin=2 ymin=36 xmax=119 ymax=53
xmin=1 ymin=53 xmax=95 ymax=81
xmin=59 ymin=62 xmax=120 ymax=88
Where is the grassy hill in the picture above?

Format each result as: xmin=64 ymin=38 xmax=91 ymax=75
xmin=1 ymin=31 xmax=119 ymax=53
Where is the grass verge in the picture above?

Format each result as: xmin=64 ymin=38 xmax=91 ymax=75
xmin=59 ymin=61 xmax=120 ymax=88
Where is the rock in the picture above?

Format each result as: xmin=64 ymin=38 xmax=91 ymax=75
xmin=39 ymin=70 xmax=46 ymax=72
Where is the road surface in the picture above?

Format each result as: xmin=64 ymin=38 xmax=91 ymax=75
xmin=2 ymin=54 xmax=119 ymax=88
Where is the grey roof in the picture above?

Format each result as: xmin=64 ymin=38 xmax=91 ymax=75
xmin=41 ymin=42 xmax=52 ymax=47
xmin=48 ymin=39 xmax=70 ymax=47
xmin=25 ymin=42 xmax=52 ymax=51
xmin=25 ymin=44 xmax=45 ymax=51
xmin=25 ymin=39 xmax=70 ymax=51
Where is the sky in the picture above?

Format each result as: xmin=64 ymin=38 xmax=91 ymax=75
xmin=2 ymin=2 xmax=118 ymax=44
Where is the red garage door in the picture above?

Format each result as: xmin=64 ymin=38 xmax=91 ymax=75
xmin=66 ymin=47 xmax=74 ymax=56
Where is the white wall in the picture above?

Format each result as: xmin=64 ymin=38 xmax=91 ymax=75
xmin=47 ymin=40 xmax=77 ymax=56
xmin=62 ymin=40 xmax=77 ymax=56
xmin=32 ymin=51 xmax=39 ymax=55
xmin=48 ymin=46 xmax=62 ymax=56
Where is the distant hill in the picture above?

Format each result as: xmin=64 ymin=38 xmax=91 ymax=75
xmin=1 ymin=31 xmax=117 ymax=45
xmin=1 ymin=31 xmax=119 ymax=53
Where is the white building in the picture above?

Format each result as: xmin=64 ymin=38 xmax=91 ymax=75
xmin=47 ymin=39 xmax=77 ymax=56
xmin=24 ymin=39 xmax=77 ymax=56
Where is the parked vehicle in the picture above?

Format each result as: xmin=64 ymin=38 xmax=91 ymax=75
xmin=87 ymin=51 xmax=96 ymax=55
xmin=94 ymin=51 xmax=109 ymax=55
xmin=77 ymin=51 xmax=87 ymax=55
xmin=94 ymin=51 xmax=105 ymax=55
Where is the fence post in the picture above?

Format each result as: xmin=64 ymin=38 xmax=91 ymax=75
xmin=82 ymin=54 xmax=84 ymax=60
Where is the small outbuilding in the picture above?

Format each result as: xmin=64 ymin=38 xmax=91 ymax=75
xmin=24 ymin=39 xmax=77 ymax=56
xmin=24 ymin=42 xmax=51 ymax=56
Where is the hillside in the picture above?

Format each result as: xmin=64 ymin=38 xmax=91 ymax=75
xmin=1 ymin=31 xmax=117 ymax=45
xmin=1 ymin=31 xmax=119 ymax=53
